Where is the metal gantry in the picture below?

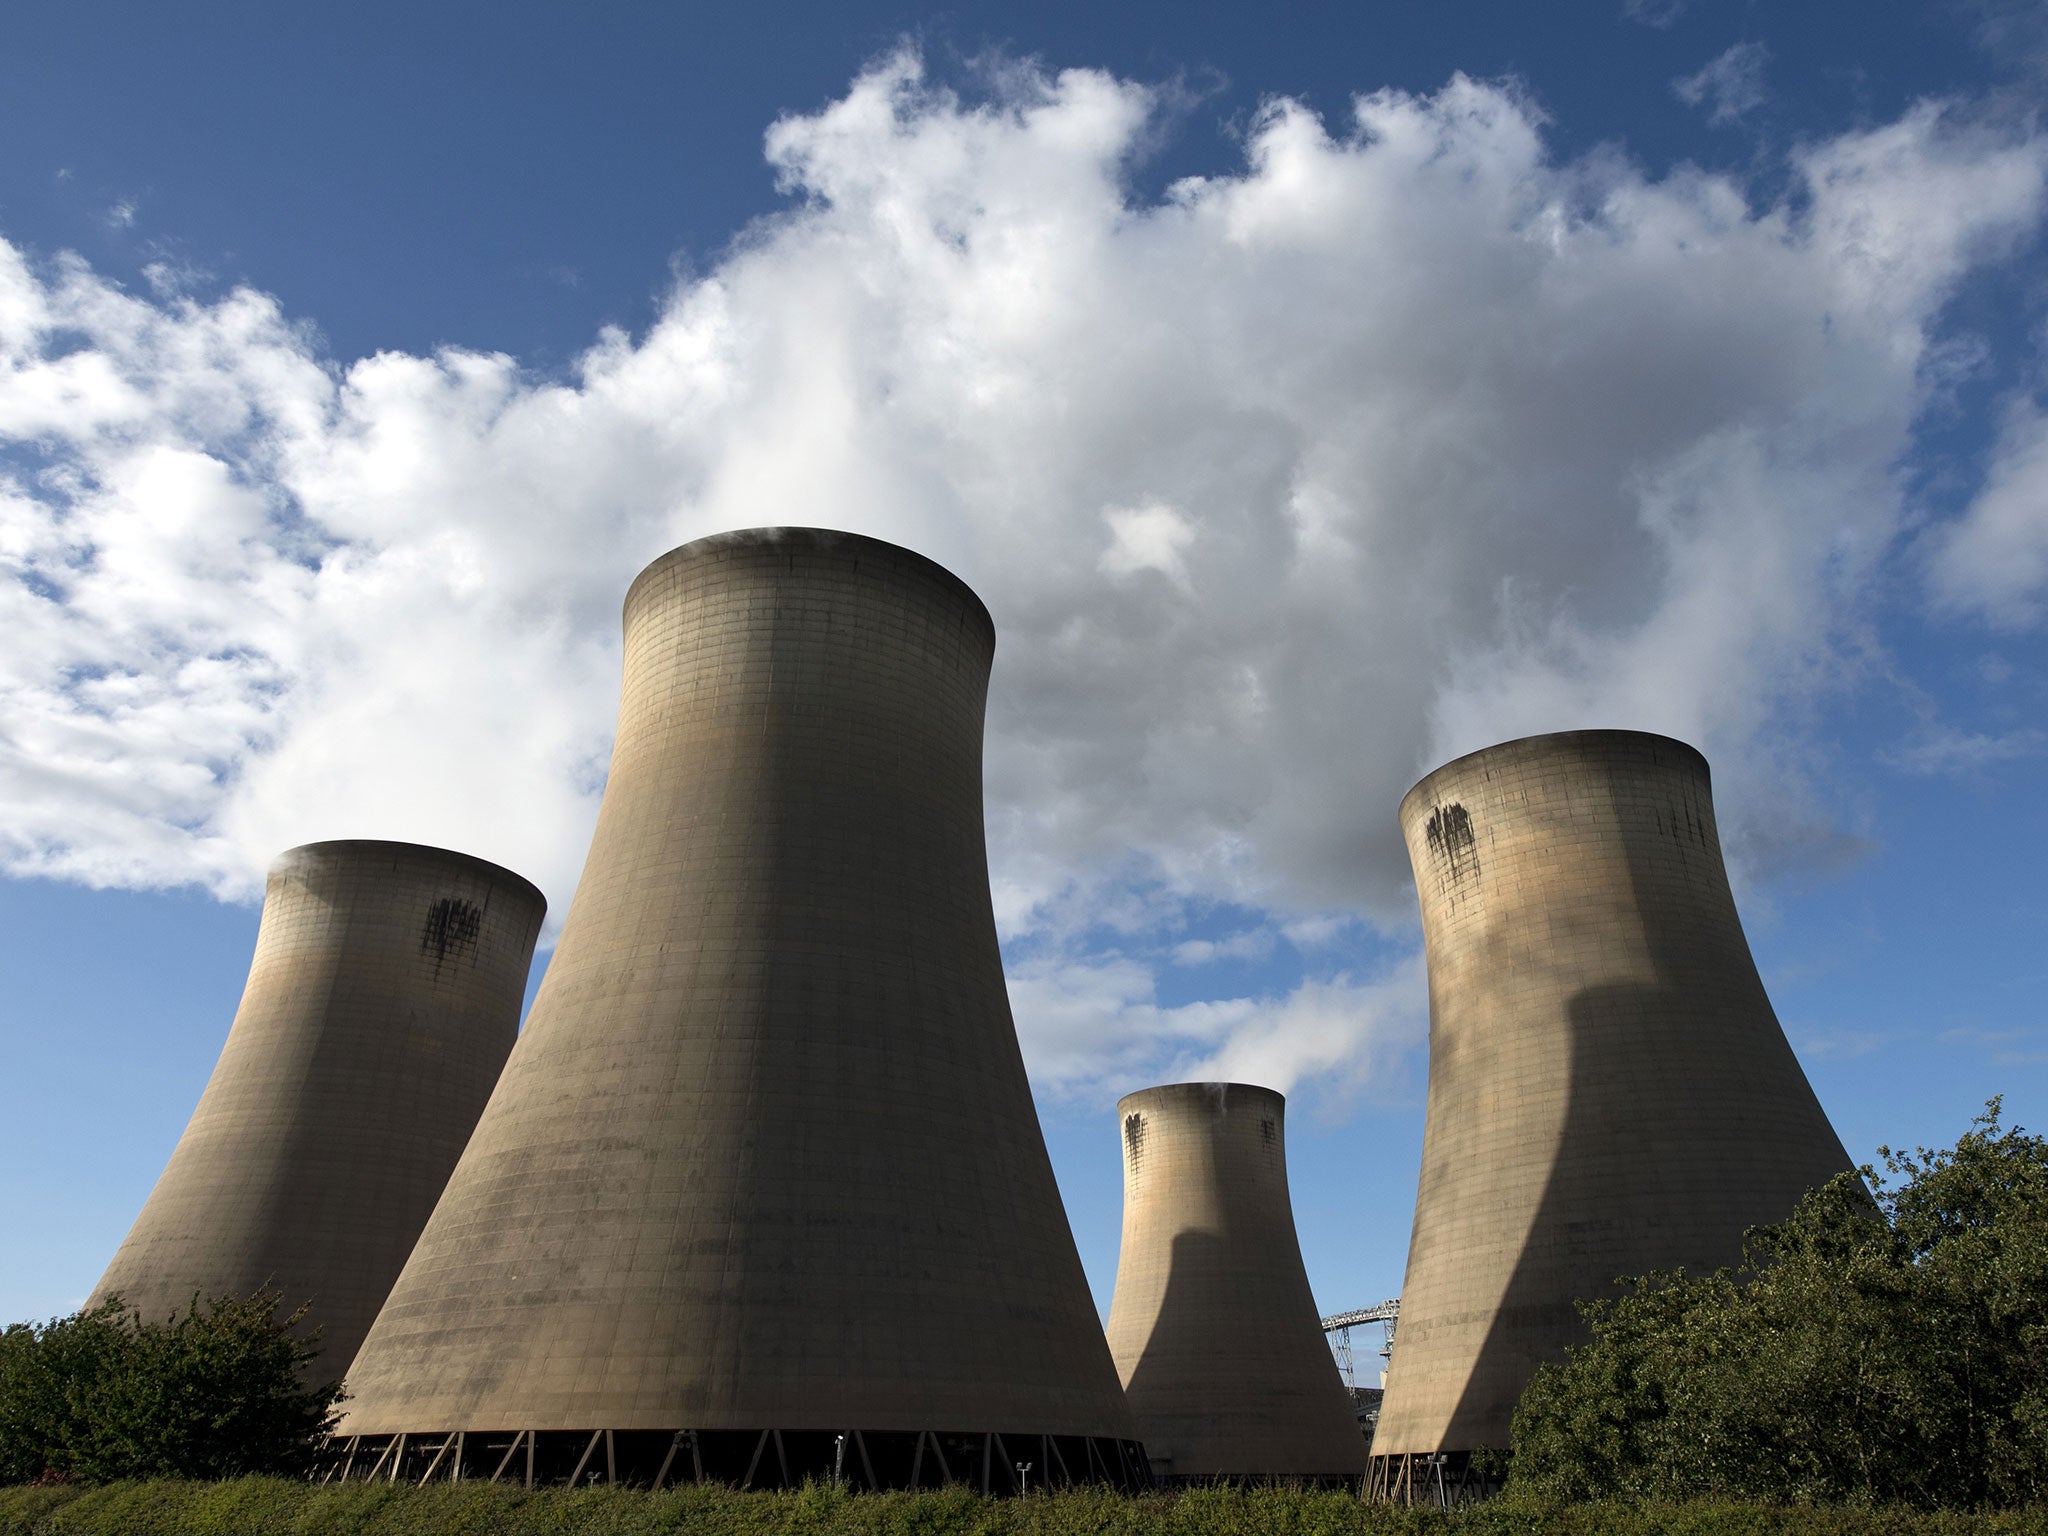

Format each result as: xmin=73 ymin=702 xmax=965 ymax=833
xmin=1320 ymin=1298 xmax=1399 ymax=1391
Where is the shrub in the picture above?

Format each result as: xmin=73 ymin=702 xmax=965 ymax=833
xmin=1511 ymin=1101 xmax=2048 ymax=1508
xmin=0 ymin=1292 xmax=343 ymax=1484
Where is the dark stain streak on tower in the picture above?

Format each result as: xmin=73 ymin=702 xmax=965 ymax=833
xmin=1125 ymin=1112 xmax=1147 ymax=1169
xmin=420 ymin=897 xmax=484 ymax=974
xmin=1424 ymin=801 xmax=1479 ymax=899
xmin=1652 ymin=790 xmax=1714 ymax=861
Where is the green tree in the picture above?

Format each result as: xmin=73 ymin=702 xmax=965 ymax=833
xmin=1511 ymin=1101 xmax=2048 ymax=1508
xmin=0 ymin=1291 xmax=343 ymax=1484
xmin=0 ymin=1303 xmax=128 ymax=1484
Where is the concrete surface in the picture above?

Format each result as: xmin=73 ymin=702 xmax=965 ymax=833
xmin=92 ymin=840 xmax=543 ymax=1381
xmin=1107 ymin=1083 xmax=1368 ymax=1479
xmin=1371 ymin=730 xmax=1854 ymax=1459
xmin=339 ymin=529 xmax=1137 ymax=1447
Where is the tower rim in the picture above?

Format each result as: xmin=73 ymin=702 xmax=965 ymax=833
xmin=622 ymin=527 xmax=995 ymax=654
xmin=1398 ymin=728 xmax=1711 ymax=826
xmin=269 ymin=840 xmax=547 ymax=915
xmin=1116 ymin=1081 xmax=1286 ymax=1118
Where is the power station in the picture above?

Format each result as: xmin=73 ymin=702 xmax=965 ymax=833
xmin=92 ymin=840 xmax=544 ymax=1382
xmin=333 ymin=528 xmax=1146 ymax=1491
xmin=69 ymin=539 xmax=1872 ymax=1504
xmin=1106 ymin=1084 xmax=1367 ymax=1482
xmin=1368 ymin=730 xmax=1854 ymax=1500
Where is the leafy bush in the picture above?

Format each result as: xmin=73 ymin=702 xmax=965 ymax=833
xmin=1511 ymin=1102 xmax=2048 ymax=1508
xmin=0 ymin=1292 xmax=343 ymax=1484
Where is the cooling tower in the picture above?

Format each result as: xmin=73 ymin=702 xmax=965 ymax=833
xmin=92 ymin=840 xmax=544 ymax=1382
xmin=1368 ymin=731 xmax=1853 ymax=1498
xmin=1106 ymin=1083 xmax=1367 ymax=1482
xmin=333 ymin=528 xmax=1147 ymax=1493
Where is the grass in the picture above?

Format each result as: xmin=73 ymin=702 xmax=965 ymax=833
xmin=1 ymin=1480 xmax=2043 ymax=1536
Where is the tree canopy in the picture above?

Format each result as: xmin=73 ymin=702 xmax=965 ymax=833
xmin=0 ymin=1291 xmax=343 ymax=1484
xmin=1510 ymin=1101 xmax=2048 ymax=1508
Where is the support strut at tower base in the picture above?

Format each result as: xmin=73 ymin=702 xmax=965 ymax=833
xmin=1146 ymin=1471 xmax=1364 ymax=1491
xmin=320 ymin=1429 xmax=1153 ymax=1493
xmin=1365 ymin=1451 xmax=1505 ymax=1507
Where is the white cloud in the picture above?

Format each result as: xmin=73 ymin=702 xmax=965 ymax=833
xmin=1673 ymin=42 xmax=1770 ymax=125
xmin=1885 ymin=723 xmax=2045 ymax=776
xmin=1171 ymin=928 xmax=1275 ymax=966
xmin=1005 ymin=947 xmax=1425 ymax=1102
xmin=1793 ymin=1027 xmax=1892 ymax=1062
xmin=1940 ymin=1023 xmax=2048 ymax=1068
xmin=1173 ymin=958 xmax=1429 ymax=1105
xmin=1 ymin=55 xmax=2044 ymax=1097
xmin=1967 ymin=0 xmax=2048 ymax=79
xmin=1100 ymin=502 xmax=1196 ymax=591
xmin=1932 ymin=391 xmax=2048 ymax=623
xmin=1623 ymin=0 xmax=1688 ymax=27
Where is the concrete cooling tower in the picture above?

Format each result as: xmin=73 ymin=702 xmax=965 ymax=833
xmin=1368 ymin=731 xmax=1854 ymax=1500
xmin=92 ymin=840 xmax=544 ymax=1383
xmin=334 ymin=528 xmax=1146 ymax=1493
xmin=1106 ymin=1084 xmax=1367 ymax=1483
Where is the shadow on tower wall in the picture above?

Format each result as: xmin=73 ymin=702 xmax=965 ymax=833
xmin=1123 ymin=1229 xmax=1364 ymax=1480
xmin=1123 ymin=1230 xmax=1238 ymax=1437
xmin=1441 ymin=774 xmax=1853 ymax=1449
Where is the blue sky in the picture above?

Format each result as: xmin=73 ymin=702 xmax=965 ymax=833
xmin=4 ymin=0 xmax=2047 ymax=1342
